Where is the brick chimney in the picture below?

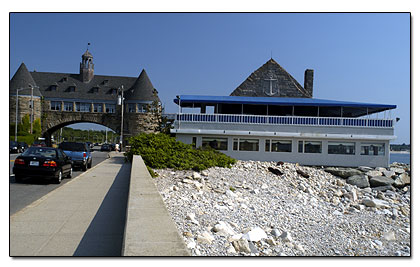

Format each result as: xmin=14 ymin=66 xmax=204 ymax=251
xmin=304 ymin=69 xmax=314 ymax=97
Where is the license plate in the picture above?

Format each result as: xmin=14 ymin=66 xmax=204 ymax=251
xmin=30 ymin=161 xmax=39 ymax=166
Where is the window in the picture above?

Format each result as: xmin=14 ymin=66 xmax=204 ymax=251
xmin=328 ymin=142 xmax=355 ymax=155
xmin=298 ymin=140 xmax=322 ymax=153
xmin=93 ymin=103 xmax=103 ymax=113
xmin=202 ymin=137 xmax=228 ymax=151
xmin=67 ymin=86 xmax=76 ymax=92
xmin=361 ymin=143 xmax=385 ymax=156
xmin=106 ymin=104 xmax=115 ymax=113
xmin=266 ymin=139 xmax=292 ymax=152
xmin=49 ymin=85 xmax=57 ymax=91
xmin=192 ymin=137 xmax=197 ymax=148
xmin=50 ymin=101 xmax=61 ymax=111
xmin=76 ymin=102 xmax=91 ymax=112
xmin=109 ymin=88 xmax=118 ymax=94
xmin=128 ymin=103 xmax=136 ymax=112
xmin=137 ymin=103 xmax=147 ymax=113
xmin=91 ymin=87 xmax=99 ymax=93
xmin=233 ymin=138 xmax=259 ymax=151
xmin=64 ymin=102 xmax=73 ymax=111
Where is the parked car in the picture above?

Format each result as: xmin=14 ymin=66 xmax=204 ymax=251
xmin=19 ymin=142 xmax=28 ymax=152
xmin=13 ymin=146 xmax=72 ymax=184
xmin=32 ymin=140 xmax=46 ymax=147
xmin=59 ymin=142 xmax=92 ymax=171
xmin=100 ymin=144 xmax=112 ymax=152
xmin=10 ymin=141 xmax=22 ymax=153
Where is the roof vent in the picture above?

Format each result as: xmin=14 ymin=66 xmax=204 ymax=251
xmin=61 ymin=77 xmax=68 ymax=82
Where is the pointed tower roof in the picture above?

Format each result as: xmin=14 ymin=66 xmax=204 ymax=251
xmin=125 ymin=69 xmax=160 ymax=102
xmin=82 ymin=49 xmax=93 ymax=58
xmin=230 ymin=58 xmax=312 ymax=98
xmin=10 ymin=63 xmax=42 ymax=97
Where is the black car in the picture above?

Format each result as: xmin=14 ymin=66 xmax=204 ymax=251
xmin=10 ymin=141 xmax=21 ymax=153
xmin=13 ymin=147 xmax=72 ymax=184
xmin=100 ymin=144 xmax=112 ymax=152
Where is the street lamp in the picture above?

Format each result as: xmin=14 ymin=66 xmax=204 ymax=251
xmin=117 ymin=85 xmax=124 ymax=152
xmin=15 ymin=85 xmax=36 ymax=142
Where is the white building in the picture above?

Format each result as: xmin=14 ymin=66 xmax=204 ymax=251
xmin=170 ymin=95 xmax=396 ymax=167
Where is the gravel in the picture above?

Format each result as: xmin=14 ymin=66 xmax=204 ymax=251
xmin=152 ymin=160 xmax=411 ymax=256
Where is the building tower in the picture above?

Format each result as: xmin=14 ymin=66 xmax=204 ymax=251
xmin=80 ymin=49 xmax=94 ymax=83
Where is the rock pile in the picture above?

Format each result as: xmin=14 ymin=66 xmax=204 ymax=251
xmin=153 ymin=161 xmax=410 ymax=256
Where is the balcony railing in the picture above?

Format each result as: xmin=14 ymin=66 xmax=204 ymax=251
xmin=174 ymin=113 xmax=394 ymax=128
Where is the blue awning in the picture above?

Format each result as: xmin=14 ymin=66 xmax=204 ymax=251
xmin=174 ymin=95 xmax=396 ymax=109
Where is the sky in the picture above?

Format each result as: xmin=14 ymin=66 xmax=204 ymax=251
xmin=9 ymin=12 xmax=410 ymax=143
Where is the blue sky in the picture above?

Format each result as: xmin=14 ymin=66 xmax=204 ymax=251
xmin=9 ymin=13 xmax=410 ymax=143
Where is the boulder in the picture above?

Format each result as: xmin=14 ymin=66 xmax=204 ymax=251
xmin=369 ymin=176 xmax=395 ymax=187
xmin=393 ymin=173 xmax=410 ymax=188
xmin=268 ymin=167 xmax=283 ymax=176
xmin=212 ymin=221 xmax=236 ymax=236
xmin=347 ymin=175 xmax=370 ymax=188
xmin=192 ymin=172 xmax=201 ymax=180
xmin=280 ymin=231 xmax=293 ymax=242
xmin=375 ymin=167 xmax=387 ymax=173
xmin=358 ymin=166 xmax=373 ymax=172
xmin=232 ymin=239 xmax=251 ymax=253
xmin=390 ymin=167 xmax=405 ymax=174
xmin=296 ymin=169 xmax=310 ymax=178
xmin=362 ymin=198 xmax=390 ymax=208
xmin=383 ymin=170 xmax=396 ymax=178
xmin=366 ymin=170 xmax=383 ymax=178
xmin=270 ymin=229 xmax=281 ymax=238
xmin=242 ymin=227 xmax=268 ymax=242
xmin=324 ymin=167 xmax=363 ymax=179
xmin=197 ymin=231 xmax=215 ymax=244
xmin=371 ymin=185 xmax=395 ymax=192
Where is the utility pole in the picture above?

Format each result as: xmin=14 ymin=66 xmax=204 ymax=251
xmin=118 ymin=85 xmax=124 ymax=152
xmin=30 ymin=85 xmax=34 ymax=134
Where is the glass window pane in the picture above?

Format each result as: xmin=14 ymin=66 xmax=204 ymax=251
xmin=64 ymin=102 xmax=73 ymax=111
xmin=271 ymin=140 xmax=292 ymax=152
xmin=304 ymin=141 xmax=322 ymax=153
xmin=361 ymin=143 xmax=385 ymax=156
xmin=298 ymin=141 xmax=303 ymax=153
xmin=239 ymin=139 xmax=259 ymax=151
xmin=328 ymin=142 xmax=355 ymax=155
xmin=265 ymin=140 xmax=270 ymax=152
xmin=233 ymin=138 xmax=238 ymax=151
xmin=128 ymin=103 xmax=136 ymax=112
xmin=202 ymin=137 xmax=228 ymax=151
xmin=106 ymin=104 xmax=115 ymax=113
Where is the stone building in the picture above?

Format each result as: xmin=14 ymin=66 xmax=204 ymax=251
xmin=230 ymin=58 xmax=313 ymax=98
xmin=9 ymin=49 xmax=161 ymax=145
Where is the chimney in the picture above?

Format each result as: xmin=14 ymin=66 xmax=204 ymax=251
xmin=304 ymin=69 xmax=314 ymax=97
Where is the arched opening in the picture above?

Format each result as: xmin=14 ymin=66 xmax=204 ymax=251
xmin=43 ymin=120 xmax=120 ymax=147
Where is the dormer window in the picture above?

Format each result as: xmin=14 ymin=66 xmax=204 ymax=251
xmin=91 ymin=87 xmax=99 ymax=93
xmin=103 ymin=80 xmax=109 ymax=85
xmin=109 ymin=88 xmax=118 ymax=94
xmin=61 ymin=77 xmax=68 ymax=82
xmin=49 ymin=85 xmax=58 ymax=91
xmin=67 ymin=86 xmax=76 ymax=92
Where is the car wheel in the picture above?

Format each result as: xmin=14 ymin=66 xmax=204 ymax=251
xmin=55 ymin=170 xmax=62 ymax=184
xmin=15 ymin=175 xmax=22 ymax=183
xmin=67 ymin=168 xmax=73 ymax=178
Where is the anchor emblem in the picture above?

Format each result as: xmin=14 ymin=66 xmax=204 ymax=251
xmin=263 ymin=70 xmax=278 ymax=96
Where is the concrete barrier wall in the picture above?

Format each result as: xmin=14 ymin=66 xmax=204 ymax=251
xmin=122 ymin=155 xmax=190 ymax=256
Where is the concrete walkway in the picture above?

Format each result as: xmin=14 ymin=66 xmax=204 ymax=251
xmin=10 ymin=153 xmax=130 ymax=256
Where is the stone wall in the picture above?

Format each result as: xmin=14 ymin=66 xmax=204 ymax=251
xmin=9 ymin=96 xmax=42 ymax=124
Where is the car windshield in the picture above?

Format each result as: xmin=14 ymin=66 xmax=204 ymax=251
xmin=22 ymin=147 xmax=57 ymax=158
xmin=10 ymin=141 xmax=18 ymax=146
xmin=59 ymin=142 xmax=86 ymax=152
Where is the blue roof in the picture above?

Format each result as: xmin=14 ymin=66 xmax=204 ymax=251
xmin=174 ymin=95 xmax=396 ymax=109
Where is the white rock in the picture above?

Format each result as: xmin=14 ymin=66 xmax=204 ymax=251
xmin=383 ymin=231 xmax=396 ymax=241
xmin=186 ymin=213 xmax=195 ymax=220
xmin=242 ymin=227 xmax=268 ymax=242
xmin=186 ymin=238 xmax=196 ymax=249
xmin=197 ymin=231 xmax=215 ymax=244
xmin=280 ymin=231 xmax=293 ymax=242
xmin=192 ymin=172 xmax=201 ymax=180
xmin=212 ymin=221 xmax=236 ymax=236
xmin=182 ymin=179 xmax=193 ymax=184
xmin=333 ymin=210 xmax=343 ymax=216
xmin=366 ymin=170 xmax=383 ymax=178
xmin=225 ymin=189 xmax=237 ymax=198
xmin=271 ymin=229 xmax=281 ymax=237
xmin=261 ymin=183 xmax=268 ymax=190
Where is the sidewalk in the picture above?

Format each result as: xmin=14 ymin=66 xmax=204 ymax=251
xmin=10 ymin=153 xmax=130 ymax=256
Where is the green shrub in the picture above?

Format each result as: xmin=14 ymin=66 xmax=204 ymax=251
xmin=125 ymin=133 xmax=236 ymax=171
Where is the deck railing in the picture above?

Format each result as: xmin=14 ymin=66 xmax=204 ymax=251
xmin=173 ymin=113 xmax=394 ymax=128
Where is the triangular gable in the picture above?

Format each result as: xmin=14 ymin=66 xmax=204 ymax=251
xmin=230 ymin=58 xmax=312 ymax=98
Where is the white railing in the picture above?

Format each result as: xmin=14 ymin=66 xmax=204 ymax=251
xmin=174 ymin=113 xmax=394 ymax=128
